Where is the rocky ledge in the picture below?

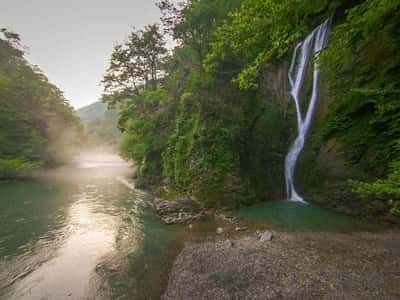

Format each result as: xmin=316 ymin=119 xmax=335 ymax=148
xmin=163 ymin=231 xmax=400 ymax=299
xmin=154 ymin=197 xmax=207 ymax=225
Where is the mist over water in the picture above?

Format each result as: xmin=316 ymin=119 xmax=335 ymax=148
xmin=0 ymin=153 xmax=184 ymax=299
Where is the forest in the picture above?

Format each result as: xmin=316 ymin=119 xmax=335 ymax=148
xmin=0 ymin=29 xmax=83 ymax=178
xmin=101 ymin=0 xmax=400 ymax=221
xmin=1 ymin=1 xmax=400 ymax=298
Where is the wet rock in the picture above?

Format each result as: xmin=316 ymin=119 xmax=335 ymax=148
xmin=231 ymin=216 xmax=240 ymax=224
xmin=154 ymin=197 xmax=204 ymax=225
xmin=215 ymin=213 xmax=236 ymax=224
xmin=134 ymin=176 xmax=148 ymax=189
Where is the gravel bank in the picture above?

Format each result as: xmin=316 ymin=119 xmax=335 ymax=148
xmin=163 ymin=231 xmax=400 ymax=299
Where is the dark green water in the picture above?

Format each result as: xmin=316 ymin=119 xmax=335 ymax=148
xmin=0 ymin=155 xmax=186 ymax=300
xmin=236 ymin=200 xmax=377 ymax=232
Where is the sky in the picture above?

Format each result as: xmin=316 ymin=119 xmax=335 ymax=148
xmin=1 ymin=0 xmax=164 ymax=109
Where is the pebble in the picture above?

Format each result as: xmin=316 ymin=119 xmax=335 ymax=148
xmin=259 ymin=230 xmax=273 ymax=242
xmin=235 ymin=226 xmax=247 ymax=232
xmin=222 ymin=239 xmax=235 ymax=248
xmin=216 ymin=227 xmax=224 ymax=234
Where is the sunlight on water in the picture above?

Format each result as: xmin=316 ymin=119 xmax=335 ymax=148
xmin=11 ymin=198 xmax=116 ymax=299
xmin=75 ymin=152 xmax=129 ymax=169
xmin=0 ymin=153 xmax=183 ymax=299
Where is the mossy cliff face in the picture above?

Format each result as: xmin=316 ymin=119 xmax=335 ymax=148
xmin=257 ymin=2 xmax=400 ymax=222
xmin=242 ymin=63 xmax=293 ymax=202
xmin=158 ymin=63 xmax=293 ymax=207
xmin=247 ymin=60 xmax=351 ymax=210
xmin=295 ymin=72 xmax=368 ymax=215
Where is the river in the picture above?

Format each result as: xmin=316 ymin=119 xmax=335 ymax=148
xmin=0 ymin=153 xmax=186 ymax=300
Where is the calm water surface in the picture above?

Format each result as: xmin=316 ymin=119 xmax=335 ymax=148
xmin=236 ymin=200 xmax=378 ymax=232
xmin=0 ymin=154 xmax=186 ymax=300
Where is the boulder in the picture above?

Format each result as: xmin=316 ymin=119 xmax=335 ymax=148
xmin=258 ymin=230 xmax=273 ymax=242
xmin=154 ymin=197 xmax=204 ymax=225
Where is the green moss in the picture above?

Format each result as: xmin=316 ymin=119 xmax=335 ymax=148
xmin=0 ymin=158 xmax=42 ymax=179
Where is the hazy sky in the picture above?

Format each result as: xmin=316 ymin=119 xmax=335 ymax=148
xmin=1 ymin=0 xmax=163 ymax=109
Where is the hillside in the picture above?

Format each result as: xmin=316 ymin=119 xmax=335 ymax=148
xmin=0 ymin=29 xmax=83 ymax=178
xmin=77 ymin=102 xmax=122 ymax=149
xmin=77 ymin=102 xmax=108 ymax=125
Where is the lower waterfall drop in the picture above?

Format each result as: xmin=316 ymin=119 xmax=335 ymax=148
xmin=284 ymin=18 xmax=332 ymax=203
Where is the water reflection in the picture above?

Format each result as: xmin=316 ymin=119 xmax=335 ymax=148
xmin=0 ymin=153 xmax=184 ymax=300
xmin=10 ymin=194 xmax=115 ymax=300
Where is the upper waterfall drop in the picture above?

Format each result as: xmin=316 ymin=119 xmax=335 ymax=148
xmin=284 ymin=18 xmax=332 ymax=203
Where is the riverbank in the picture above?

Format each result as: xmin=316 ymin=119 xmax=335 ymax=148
xmin=163 ymin=230 xmax=400 ymax=299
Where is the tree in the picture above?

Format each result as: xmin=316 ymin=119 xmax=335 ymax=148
xmin=102 ymin=24 xmax=167 ymax=106
xmin=0 ymin=29 xmax=83 ymax=178
xmin=157 ymin=0 xmax=242 ymax=66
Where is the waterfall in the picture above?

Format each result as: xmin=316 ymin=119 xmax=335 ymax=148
xmin=284 ymin=18 xmax=332 ymax=203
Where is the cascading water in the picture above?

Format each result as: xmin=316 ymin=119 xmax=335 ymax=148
xmin=285 ymin=18 xmax=332 ymax=203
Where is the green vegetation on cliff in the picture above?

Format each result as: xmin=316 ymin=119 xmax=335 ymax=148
xmin=102 ymin=0 xmax=400 ymax=220
xmin=0 ymin=29 xmax=83 ymax=178
xmin=317 ymin=0 xmax=400 ymax=219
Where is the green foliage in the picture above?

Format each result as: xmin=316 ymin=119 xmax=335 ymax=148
xmin=0 ymin=158 xmax=42 ymax=179
xmin=103 ymin=0 xmax=400 ymax=216
xmin=320 ymin=0 xmax=400 ymax=171
xmin=350 ymin=160 xmax=400 ymax=217
xmin=206 ymin=0 xmax=341 ymax=89
xmin=117 ymin=87 xmax=173 ymax=179
xmin=316 ymin=0 xmax=400 ymax=218
xmin=158 ymin=0 xmax=242 ymax=63
xmin=0 ymin=29 xmax=83 ymax=178
xmin=102 ymin=24 xmax=167 ymax=105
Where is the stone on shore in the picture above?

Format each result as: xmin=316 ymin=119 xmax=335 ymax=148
xmin=154 ymin=197 xmax=204 ymax=225
xmin=258 ymin=230 xmax=273 ymax=242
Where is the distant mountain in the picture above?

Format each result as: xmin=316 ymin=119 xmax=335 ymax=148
xmin=77 ymin=102 xmax=122 ymax=148
xmin=77 ymin=102 xmax=108 ymax=125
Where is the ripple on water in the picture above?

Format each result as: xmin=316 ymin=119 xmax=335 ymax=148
xmin=0 ymin=156 xmax=187 ymax=299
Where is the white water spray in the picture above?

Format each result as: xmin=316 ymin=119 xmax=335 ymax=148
xmin=285 ymin=19 xmax=332 ymax=203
